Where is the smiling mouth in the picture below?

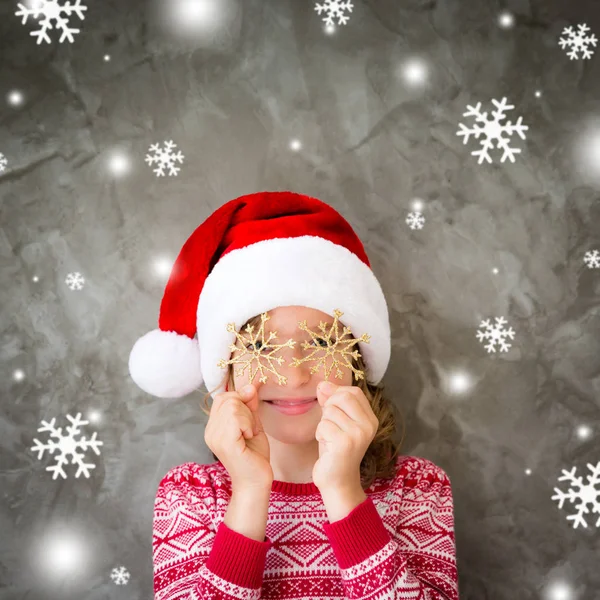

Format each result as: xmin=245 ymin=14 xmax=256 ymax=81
xmin=264 ymin=398 xmax=317 ymax=406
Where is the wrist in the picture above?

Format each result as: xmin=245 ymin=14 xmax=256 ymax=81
xmin=319 ymin=482 xmax=367 ymax=523
xmin=232 ymin=482 xmax=273 ymax=498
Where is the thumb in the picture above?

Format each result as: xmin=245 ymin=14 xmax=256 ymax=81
xmin=317 ymin=381 xmax=337 ymax=406
xmin=240 ymin=383 xmax=258 ymax=411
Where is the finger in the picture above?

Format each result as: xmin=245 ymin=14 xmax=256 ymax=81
xmin=231 ymin=408 xmax=255 ymax=440
xmin=321 ymin=404 xmax=357 ymax=434
xmin=322 ymin=391 xmax=369 ymax=425
xmin=238 ymin=383 xmax=259 ymax=412
xmin=330 ymin=385 xmax=373 ymax=419
xmin=211 ymin=392 xmax=240 ymax=417
xmin=315 ymin=418 xmax=343 ymax=444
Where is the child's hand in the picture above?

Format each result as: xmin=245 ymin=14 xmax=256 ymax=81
xmin=312 ymin=381 xmax=379 ymax=491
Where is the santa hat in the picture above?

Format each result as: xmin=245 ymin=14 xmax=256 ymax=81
xmin=128 ymin=191 xmax=391 ymax=399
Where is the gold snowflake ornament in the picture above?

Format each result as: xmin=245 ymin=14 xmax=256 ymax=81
xmin=217 ymin=312 xmax=296 ymax=385
xmin=217 ymin=308 xmax=370 ymax=386
xmin=291 ymin=308 xmax=370 ymax=382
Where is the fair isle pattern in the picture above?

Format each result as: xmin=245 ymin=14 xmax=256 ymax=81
xmin=153 ymin=455 xmax=459 ymax=599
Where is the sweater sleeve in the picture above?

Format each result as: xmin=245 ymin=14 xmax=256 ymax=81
xmin=152 ymin=463 xmax=273 ymax=600
xmin=321 ymin=459 xmax=459 ymax=600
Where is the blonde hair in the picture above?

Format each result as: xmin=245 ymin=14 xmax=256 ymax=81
xmin=200 ymin=313 xmax=405 ymax=490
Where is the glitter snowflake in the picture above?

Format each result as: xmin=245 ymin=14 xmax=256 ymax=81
xmin=558 ymin=23 xmax=598 ymax=60
xmin=15 ymin=0 xmax=87 ymax=45
xmin=145 ymin=140 xmax=185 ymax=177
xmin=65 ymin=271 xmax=85 ymax=290
xmin=110 ymin=566 xmax=130 ymax=585
xmin=406 ymin=211 xmax=425 ymax=230
xmin=31 ymin=412 xmax=104 ymax=480
xmin=291 ymin=308 xmax=370 ymax=382
xmin=551 ymin=461 xmax=600 ymax=529
xmin=583 ymin=249 xmax=600 ymax=269
xmin=217 ymin=312 xmax=297 ymax=385
xmin=0 ymin=153 xmax=7 ymax=173
xmin=456 ymin=97 xmax=529 ymax=164
xmin=314 ymin=0 xmax=354 ymax=26
xmin=475 ymin=316 xmax=516 ymax=353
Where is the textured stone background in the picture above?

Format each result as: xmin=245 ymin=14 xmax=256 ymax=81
xmin=1 ymin=0 xmax=600 ymax=599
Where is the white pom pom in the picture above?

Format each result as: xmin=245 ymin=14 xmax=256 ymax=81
xmin=128 ymin=329 xmax=203 ymax=398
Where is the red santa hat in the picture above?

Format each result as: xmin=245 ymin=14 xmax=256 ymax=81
xmin=128 ymin=190 xmax=391 ymax=399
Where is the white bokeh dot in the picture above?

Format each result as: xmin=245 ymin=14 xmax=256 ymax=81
xmin=7 ymin=89 xmax=24 ymax=107
xmin=576 ymin=424 xmax=591 ymax=440
xmin=13 ymin=369 xmax=25 ymax=382
xmin=573 ymin=122 xmax=600 ymax=185
xmin=154 ymin=255 xmax=175 ymax=279
xmin=30 ymin=526 xmax=92 ymax=588
xmin=87 ymin=409 xmax=102 ymax=425
xmin=107 ymin=150 xmax=131 ymax=177
xmin=153 ymin=0 xmax=238 ymax=42
xmin=289 ymin=139 xmax=302 ymax=152
xmin=498 ymin=11 xmax=515 ymax=29
xmin=544 ymin=580 xmax=572 ymax=600
xmin=411 ymin=197 xmax=425 ymax=213
xmin=400 ymin=58 xmax=429 ymax=87
xmin=447 ymin=370 xmax=473 ymax=394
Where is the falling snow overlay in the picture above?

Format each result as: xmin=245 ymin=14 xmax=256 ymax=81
xmin=559 ymin=23 xmax=598 ymax=60
xmin=551 ymin=462 xmax=600 ymax=529
xmin=476 ymin=316 xmax=516 ymax=353
xmin=583 ymin=249 xmax=600 ymax=269
xmin=65 ymin=271 xmax=85 ymax=290
xmin=456 ymin=97 xmax=529 ymax=164
xmin=145 ymin=140 xmax=185 ymax=177
xmin=15 ymin=0 xmax=88 ymax=45
xmin=314 ymin=0 xmax=354 ymax=26
xmin=0 ymin=153 xmax=7 ymax=173
xmin=110 ymin=566 xmax=131 ymax=585
xmin=406 ymin=211 xmax=425 ymax=230
xmin=31 ymin=413 xmax=104 ymax=480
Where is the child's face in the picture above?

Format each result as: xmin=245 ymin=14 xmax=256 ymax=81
xmin=231 ymin=305 xmax=354 ymax=445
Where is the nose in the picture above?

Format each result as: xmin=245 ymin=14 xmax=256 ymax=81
xmin=274 ymin=342 xmax=313 ymax=387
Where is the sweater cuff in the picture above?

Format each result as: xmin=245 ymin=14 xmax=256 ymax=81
xmin=205 ymin=521 xmax=273 ymax=589
xmin=322 ymin=496 xmax=392 ymax=569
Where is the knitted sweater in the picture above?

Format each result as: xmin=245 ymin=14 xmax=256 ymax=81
xmin=153 ymin=454 xmax=459 ymax=599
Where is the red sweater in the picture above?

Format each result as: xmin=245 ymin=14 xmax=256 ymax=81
xmin=153 ymin=455 xmax=459 ymax=599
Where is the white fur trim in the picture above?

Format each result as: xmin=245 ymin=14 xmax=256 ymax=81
xmin=128 ymin=329 xmax=203 ymax=398
xmin=197 ymin=235 xmax=390 ymax=398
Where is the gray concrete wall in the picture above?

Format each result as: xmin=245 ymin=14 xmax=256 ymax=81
xmin=1 ymin=0 xmax=599 ymax=598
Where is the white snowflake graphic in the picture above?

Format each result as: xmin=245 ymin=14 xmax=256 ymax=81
xmin=456 ymin=97 xmax=529 ymax=164
xmin=406 ymin=211 xmax=425 ymax=230
xmin=110 ymin=566 xmax=131 ymax=585
xmin=0 ymin=153 xmax=7 ymax=173
xmin=31 ymin=412 xmax=104 ymax=480
xmin=475 ymin=316 xmax=516 ymax=353
xmin=583 ymin=249 xmax=600 ymax=269
xmin=65 ymin=271 xmax=85 ymax=290
xmin=551 ymin=461 xmax=600 ymax=529
xmin=558 ymin=23 xmax=598 ymax=60
xmin=15 ymin=0 xmax=87 ymax=45
xmin=314 ymin=0 xmax=354 ymax=26
xmin=145 ymin=140 xmax=185 ymax=177
xmin=375 ymin=489 xmax=396 ymax=518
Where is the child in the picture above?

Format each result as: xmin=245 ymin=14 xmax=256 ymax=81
xmin=129 ymin=191 xmax=460 ymax=599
